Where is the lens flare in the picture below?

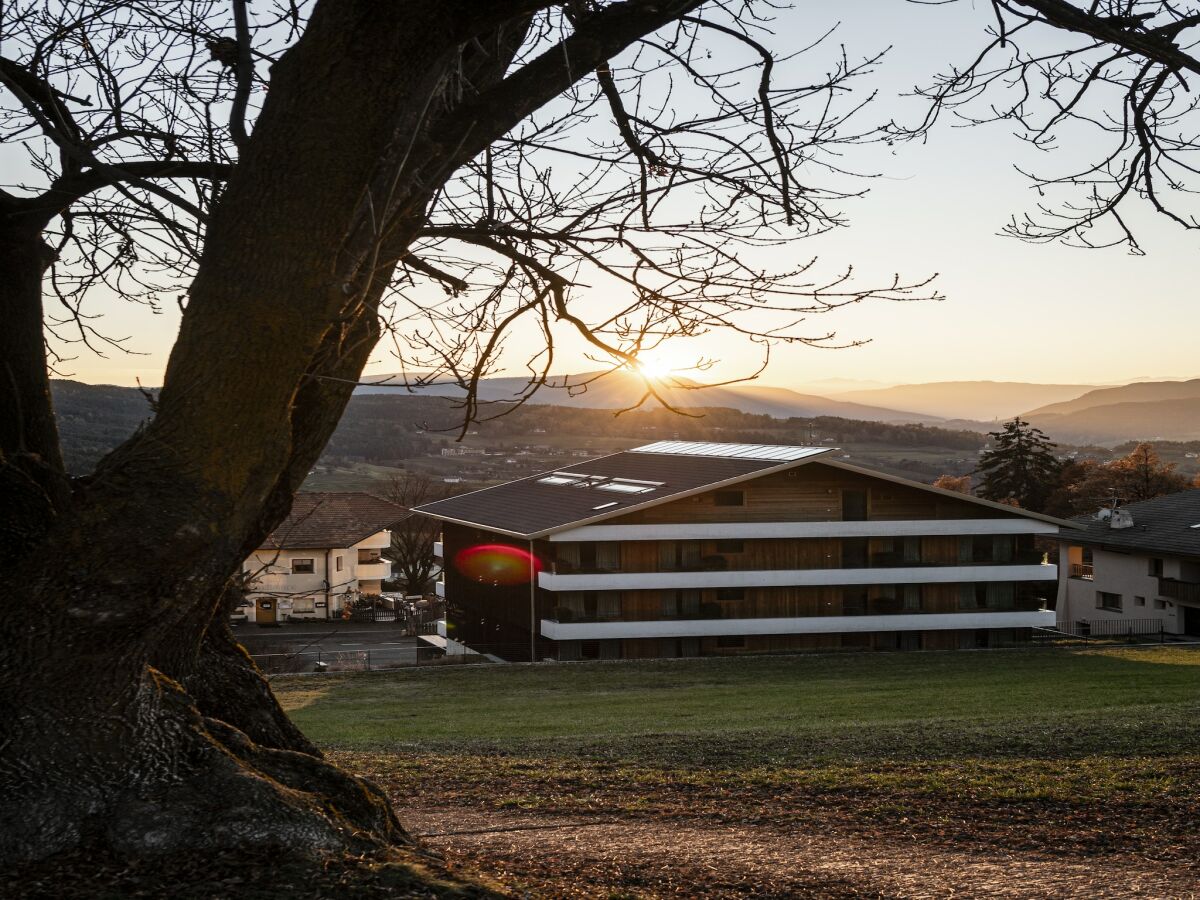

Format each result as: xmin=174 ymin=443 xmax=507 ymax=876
xmin=454 ymin=544 xmax=540 ymax=586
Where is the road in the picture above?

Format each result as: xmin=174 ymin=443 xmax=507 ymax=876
xmin=233 ymin=620 xmax=428 ymax=672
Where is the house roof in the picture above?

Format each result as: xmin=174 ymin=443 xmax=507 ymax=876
xmin=261 ymin=492 xmax=408 ymax=550
xmin=412 ymin=441 xmax=1071 ymax=538
xmin=1059 ymin=489 xmax=1200 ymax=560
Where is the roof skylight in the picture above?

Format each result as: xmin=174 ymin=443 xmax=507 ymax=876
xmin=631 ymin=441 xmax=828 ymax=461
xmin=536 ymin=471 xmax=661 ymax=495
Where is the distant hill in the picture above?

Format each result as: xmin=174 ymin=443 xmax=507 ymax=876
xmin=51 ymin=380 xmax=156 ymax=473
xmin=1024 ymin=378 xmax=1200 ymax=418
xmin=49 ymin=379 xmax=985 ymax=477
xmin=827 ymin=381 xmax=1097 ymax=421
xmin=357 ymin=370 xmax=943 ymax=424
xmin=1026 ymin=396 xmax=1200 ymax=445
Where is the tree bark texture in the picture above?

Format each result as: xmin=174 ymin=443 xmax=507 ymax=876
xmin=0 ymin=0 xmax=704 ymax=865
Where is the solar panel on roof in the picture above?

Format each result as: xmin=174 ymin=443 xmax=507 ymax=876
xmin=631 ymin=440 xmax=826 ymax=461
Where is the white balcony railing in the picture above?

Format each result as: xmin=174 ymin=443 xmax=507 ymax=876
xmin=356 ymin=561 xmax=391 ymax=580
xmin=540 ymin=609 xmax=1056 ymax=641
xmin=549 ymin=518 xmax=1062 ymax=542
xmin=538 ymin=564 xmax=1057 ymax=592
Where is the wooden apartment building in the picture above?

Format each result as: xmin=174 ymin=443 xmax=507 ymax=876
xmin=414 ymin=442 xmax=1066 ymax=661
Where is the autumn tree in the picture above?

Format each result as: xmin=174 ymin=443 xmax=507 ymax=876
xmin=1050 ymin=443 xmax=1192 ymax=514
xmin=975 ymin=418 xmax=1061 ymax=511
xmin=933 ymin=474 xmax=972 ymax=494
xmin=0 ymin=0 xmax=925 ymax=868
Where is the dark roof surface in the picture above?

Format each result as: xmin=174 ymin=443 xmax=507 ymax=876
xmin=262 ymin=492 xmax=408 ymax=550
xmin=413 ymin=447 xmax=817 ymax=537
xmin=1063 ymin=489 xmax=1200 ymax=559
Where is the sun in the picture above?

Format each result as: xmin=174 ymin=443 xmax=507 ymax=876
xmin=633 ymin=355 xmax=676 ymax=381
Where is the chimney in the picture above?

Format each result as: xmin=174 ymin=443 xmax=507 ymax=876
xmin=1109 ymin=509 xmax=1134 ymax=530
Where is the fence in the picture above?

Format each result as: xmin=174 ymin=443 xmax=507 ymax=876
xmin=1034 ymin=618 xmax=1167 ymax=645
xmin=252 ymin=645 xmax=488 ymax=675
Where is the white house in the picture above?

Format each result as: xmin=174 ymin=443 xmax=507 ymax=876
xmin=1057 ymin=490 xmax=1200 ymax=637
xmin=238 ymin=491 xmax=407 ymax=624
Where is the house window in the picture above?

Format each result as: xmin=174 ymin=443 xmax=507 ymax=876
xmin=291 ymin=558 xmax=315 ymax=574
xmin=659 ymin=541 xmax=702 ymax=570
xmin=1134 ymin=596 xmax=1146 ymax=607
xmin=843 ymin=537 xmax=868 ymax=568
xmin=1149 ymin=558 xmax=1164 ymax=577
xmin=660 ymin=590 xmax=701 ymax=617
xmin=1097 ymin=591 xmax=1122 ymax=611
xmin=841 ymin=489 xmax=868 ymax=521
xmin=902 ymin=585 xmax=921 ymax=611
xmin=1154 ymin=598 xmax=1170 ymax=610
xmin=716 ymin=539 xmax=744 ymax=554
xmin=335 ymin=555 xmax=343 ymax=572
xmin=714 ymin=490 xmax=745 ymax=507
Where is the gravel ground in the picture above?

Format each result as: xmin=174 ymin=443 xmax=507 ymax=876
xmin=402 ymin=806 xmax=1200 ymax=899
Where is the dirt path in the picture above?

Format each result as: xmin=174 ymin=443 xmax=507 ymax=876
xmin=401 ymin=806 xmax=1200 ymax=899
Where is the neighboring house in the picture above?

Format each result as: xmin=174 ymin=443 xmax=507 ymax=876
xmin=1056 ymin=489 xmax=1200 ymax=637
xmin=239 ymin=492 xmax=407 ymax=624
xmin=414 ymin=441 xmax=1068 ymax=661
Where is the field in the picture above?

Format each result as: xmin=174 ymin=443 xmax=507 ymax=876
xmin=275 ymin=647 xmax=1200 ymax=898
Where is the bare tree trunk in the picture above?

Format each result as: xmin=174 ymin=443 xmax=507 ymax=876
xmin=0 ymin=0 xmax=701 ymax=867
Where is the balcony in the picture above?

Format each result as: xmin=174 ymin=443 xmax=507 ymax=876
xmin=1069 ymin=563 xmax=1094 ymax=580
xmin=538 ymin=563 xmax=1057 ymax=592
xmin=356 ymin=560 xmax=391 ymax=580
xmin=540 ymin=609 xmax=1056 ymax=641
xmin=1159 ymin=577 xmax=1200 ymax=604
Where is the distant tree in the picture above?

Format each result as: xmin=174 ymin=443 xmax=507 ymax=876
xmin=933 ymin=474 xmax=972 ymax=493
xmin=383 ymin=473 xmax=453 ymax=594
xmin=975 ymin=418 xmax=1061 ymax=512
xmin=1053 ymin=443 xmax=1191 ymax=515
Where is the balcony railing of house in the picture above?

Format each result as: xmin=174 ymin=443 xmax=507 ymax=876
xmin=1070 ymin=564 xmax=1094 ymax=580
xmin=551 ymin=551 xmax=1052 ymax=575
xmin=1158 ymin=577 xmax=1200 ymax=604
xmin=547 ymin=595 xmax=1050 ymax=624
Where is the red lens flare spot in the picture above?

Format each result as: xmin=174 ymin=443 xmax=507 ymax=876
xmin=454 ymin=544 xmax=540 ymax=586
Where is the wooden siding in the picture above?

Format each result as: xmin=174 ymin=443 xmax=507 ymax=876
xmin=610 ymin=463 xmax=1017 ymax=526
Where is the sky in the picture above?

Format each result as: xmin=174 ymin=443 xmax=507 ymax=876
xmin=28 ymin=1 xmax=1200 ymax=391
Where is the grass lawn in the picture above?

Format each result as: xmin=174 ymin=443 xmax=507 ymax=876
xmin=272 ymin=647 xmax=1200 ymax=897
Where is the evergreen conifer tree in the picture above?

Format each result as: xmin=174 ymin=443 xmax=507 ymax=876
xmin=975 ymin=418 xmax=1061 ymax=512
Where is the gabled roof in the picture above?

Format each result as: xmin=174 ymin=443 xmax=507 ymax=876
xmin=412 ymin=441 xmax=1072 ymax=538
xmin=413 ymin=443 xmax=830 ymax=538
xmin=1060 ymin=489 xmax=1200 ymax=560
xmin=261 ymin=492 xmax=408 ymax=550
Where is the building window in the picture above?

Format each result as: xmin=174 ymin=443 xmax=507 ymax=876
xmin=714 ymin=490 xmax=744 ymax=507
xmin=1154 ymin=598 xmax=1170 ymax=610
xmin=716 ymin=587 xmax=744 ymax=603
xmin=659 ymin=541 xmax=702 ymax=571
xmin=841 ymin=489 xmax=868 ymax=521
xmin=1096 ymin=591 xmax=1122 ymax=611
xmin=843 ymin=537 xmax=868 ymax=568
xmin=902 ymin=585 xmax=921 ymax=611
xmin=1149 ymin=558 xmax=1164 ymax=577
xmin=716 ymin=635 xmax=746 ymax=649
xmin=716 ymin=539 xmax=744 ymax=554
xmin=335 ymin=555 xmax=343 ymax=572
xmin=1134 ymin=596 xmax=1146 ymax=607
xmin=291 ymin=558 xmax=315 ymax=574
